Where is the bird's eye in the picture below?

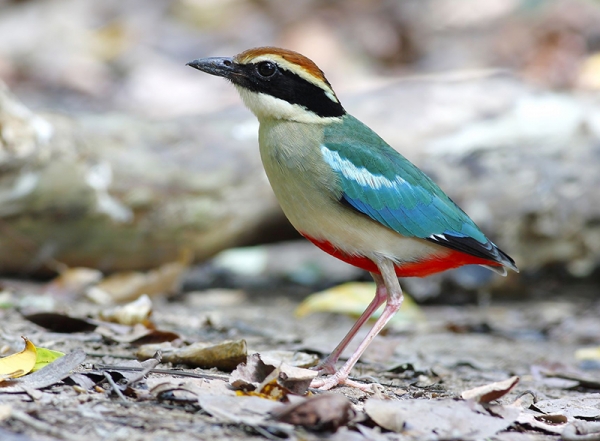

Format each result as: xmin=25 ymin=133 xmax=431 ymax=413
xmin=256 ymin=61 xmax=277 ymax=78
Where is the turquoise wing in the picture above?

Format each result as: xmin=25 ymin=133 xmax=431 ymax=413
xmin=322 ymin=115 xmax=515 ymax=267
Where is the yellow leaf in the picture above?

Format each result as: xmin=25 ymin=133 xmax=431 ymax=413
xmin=32 ymin=347 xmax=65 ymax=372
xmin=295 ymin=282 xmax=425 ymax=329
xmin=0 ymin=337 xmax=37 ymax=379
xmin=575 ymin=347 xmax=600 ymax=361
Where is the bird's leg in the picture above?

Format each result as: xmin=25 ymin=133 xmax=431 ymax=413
xmin=310 ymin=259 xmax=404 ymax=391
xmin=315 ymin=272 xmax=387 ymax=375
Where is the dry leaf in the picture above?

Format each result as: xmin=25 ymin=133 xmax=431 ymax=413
xmin=272 ymin=393 xmax=354 ymax=432
xmin=90 ymin=251 xmax=191 ymax=303
xmin=533 ymin=395 xmax=600 ymax=419
xmin=0 ymin=337 xmax=36 ymax=380
xmin=364 ymin=398 xmax=406 ymax=432
xmin=461 ymin=376 xmax=519 ymax=403
xmin=99 ymin=294 xmax=153 ymax=326
xmin=575 ymin=346 xmax=600 ymax=361
xmin=198 ymin=394 xmax=285 ymax=429
xmin=137 ymin=339 xmax=246 ymax=371
xmin=295 ymin=282 xmax=424 ymax=329
xmin=230 ymin=353 xmax=317 ymax=397
xmin=364 ymin=398 xmax=518 ymax=439
xmin=44 ymin=267 xmax=103 ymax=298
xmin=260 ymin=350 xmax=319 ymax=369
xmin=515 ymin=412 xmax=566 ymax=435
xmin=24 ymin=312 xmax=97 ymax=333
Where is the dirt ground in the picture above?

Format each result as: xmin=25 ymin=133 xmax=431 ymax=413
xmin=0 ymin=279 xmax=599 ymax=441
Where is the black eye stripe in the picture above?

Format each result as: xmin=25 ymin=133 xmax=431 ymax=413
xmin=232 ymin=61 xmax=345 ymax=118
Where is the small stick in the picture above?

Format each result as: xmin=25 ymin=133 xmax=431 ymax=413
xmin=103 ymin=372 xmax=127 ymax=402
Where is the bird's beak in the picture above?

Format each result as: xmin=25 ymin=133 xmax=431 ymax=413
xmin=186 ymin=57 xmax=237 ymax=79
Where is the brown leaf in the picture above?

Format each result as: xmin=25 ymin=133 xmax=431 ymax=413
xmin=271 ymin=393 xmax=354 ymax=432
xmin=137 ymin=339 xmax=246 ymax=371
xmin=91 ymin=251 xmax=191 ymax=303
xmin=24 ymin=312 xmax=97 ymax=333
xmin=461 ymin=376 xmax=519 ymax=403
xmin=43 ymin=267 xmax=103 ymax=299
xmin=230 ymin=353 xmax=317 ymax=397
xmin=230 ymin=353 xmax=275 ymax=391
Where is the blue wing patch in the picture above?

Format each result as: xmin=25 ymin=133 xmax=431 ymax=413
xmin=321 ymin=115 xmax=516 ymax=269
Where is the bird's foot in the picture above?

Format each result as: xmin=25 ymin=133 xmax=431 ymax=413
xmin=309 ymin=372 xmax=373 ymax=392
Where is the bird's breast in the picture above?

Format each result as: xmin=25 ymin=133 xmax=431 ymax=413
xmin=258 ymin=120 xmax=447 ymax=264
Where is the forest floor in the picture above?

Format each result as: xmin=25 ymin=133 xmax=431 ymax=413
xmin=0 ymin=279 xmax=599 ymax=441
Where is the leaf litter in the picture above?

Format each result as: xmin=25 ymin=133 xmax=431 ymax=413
xmin=0 ymin=277 xmax=599 ymax=440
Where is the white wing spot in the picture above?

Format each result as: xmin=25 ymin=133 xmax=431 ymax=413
xmin=321 ymin=146 xmax=406 ymax=190
xmin=430 ymin=234 xmax=448 ymax=241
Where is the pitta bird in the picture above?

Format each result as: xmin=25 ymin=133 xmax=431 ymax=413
xmin=187 ymin=47 xmax=517 ymax=390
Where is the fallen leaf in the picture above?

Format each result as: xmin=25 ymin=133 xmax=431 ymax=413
xmin=515 ymin=412 xmax=566 ymax=435
xmin=32 ymin=347 xmax=65 ymax=372
xmin=44 ymin=267 xmax=103 ymax=298
xmin=533 ymin=363 xmax=600 ymax=389
xmin=0 ymin=348 xmax=86 ymax=393
xmin=272 ymin=393 xmax=355 ymax=432
xmin=230 ymin=353 xmax=276 ymax=391
xmin=259 ymin=350 xmax=319 ymax=369
xmin=533 ymin=395 xmax=600 ymax=419
xmin=562 ymin=420 xmax=600 ymax=440
xmin=99 ymin=294 xmax=153 ymax=326
xmin=295 ymin=282 xmax=424 ymax=329
xmin=0 ymin=337 xmax=36 ymax=379
xmin=575 ymin=346 xmax=600 ymax=361
xmin=24 ymin=312 xmax=97 ymax=333
xmin=90 ymin=250 xmax=191 ymax=303
xmin=137 ymin=339 xmax=246 ymax=371
xmin=364 ymin=398 xmax=518 ymax=439
xmin=230 ymin=353 xmax=317 ymax=397
xmin=461 ymin=376 xmax=519 ymax=402
xmin=198 ymin=394 xmax=287 ymax=431
xmin=364 ymin=399 xmax=406 ymax=432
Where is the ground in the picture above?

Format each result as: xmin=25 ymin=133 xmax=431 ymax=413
xmin=0 ymin=280 xmax=598 ymax=440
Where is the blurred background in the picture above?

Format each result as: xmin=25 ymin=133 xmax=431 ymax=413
xmin=1 ymin=0 xmax=600 ymax=302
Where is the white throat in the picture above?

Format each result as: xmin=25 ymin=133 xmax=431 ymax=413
xmin=235 ymin=87 xmax=341 ymax=124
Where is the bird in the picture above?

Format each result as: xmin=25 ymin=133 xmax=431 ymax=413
xmin=187 ymin=47 xmax=518 ymax=391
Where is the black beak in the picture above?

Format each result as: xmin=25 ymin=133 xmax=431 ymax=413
xmin=186 ymin=57 xmax=237 ymax=79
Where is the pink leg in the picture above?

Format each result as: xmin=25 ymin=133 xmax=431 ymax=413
xmin=310 ymin=259 xmax=403 ymax=391
xmin=315 ymin=273 xmax=387 ymax=375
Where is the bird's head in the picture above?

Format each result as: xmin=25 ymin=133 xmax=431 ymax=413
xmin=187 ymin=47 xmax=345 ymax=123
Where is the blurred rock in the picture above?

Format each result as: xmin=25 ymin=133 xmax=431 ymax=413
xmin=0 ymin=72 xmax=599 ymax=282
xmin=0 ymin=81 xmax=286 ymax=274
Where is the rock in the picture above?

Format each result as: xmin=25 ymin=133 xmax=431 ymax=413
xmin=0 ymin=74 xmax=598 ymax=279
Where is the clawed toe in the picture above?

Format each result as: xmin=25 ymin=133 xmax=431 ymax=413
xmin=309 ymin=373 xmax=373 ymax=391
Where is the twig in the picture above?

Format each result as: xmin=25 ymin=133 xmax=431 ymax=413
xmin=126 ymin=352 xmax=162 ymax=387
xmin=103 ymin=372 xmax=127 ymax=402
xmin=94 ymin=365 xmax=229 ymax=381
